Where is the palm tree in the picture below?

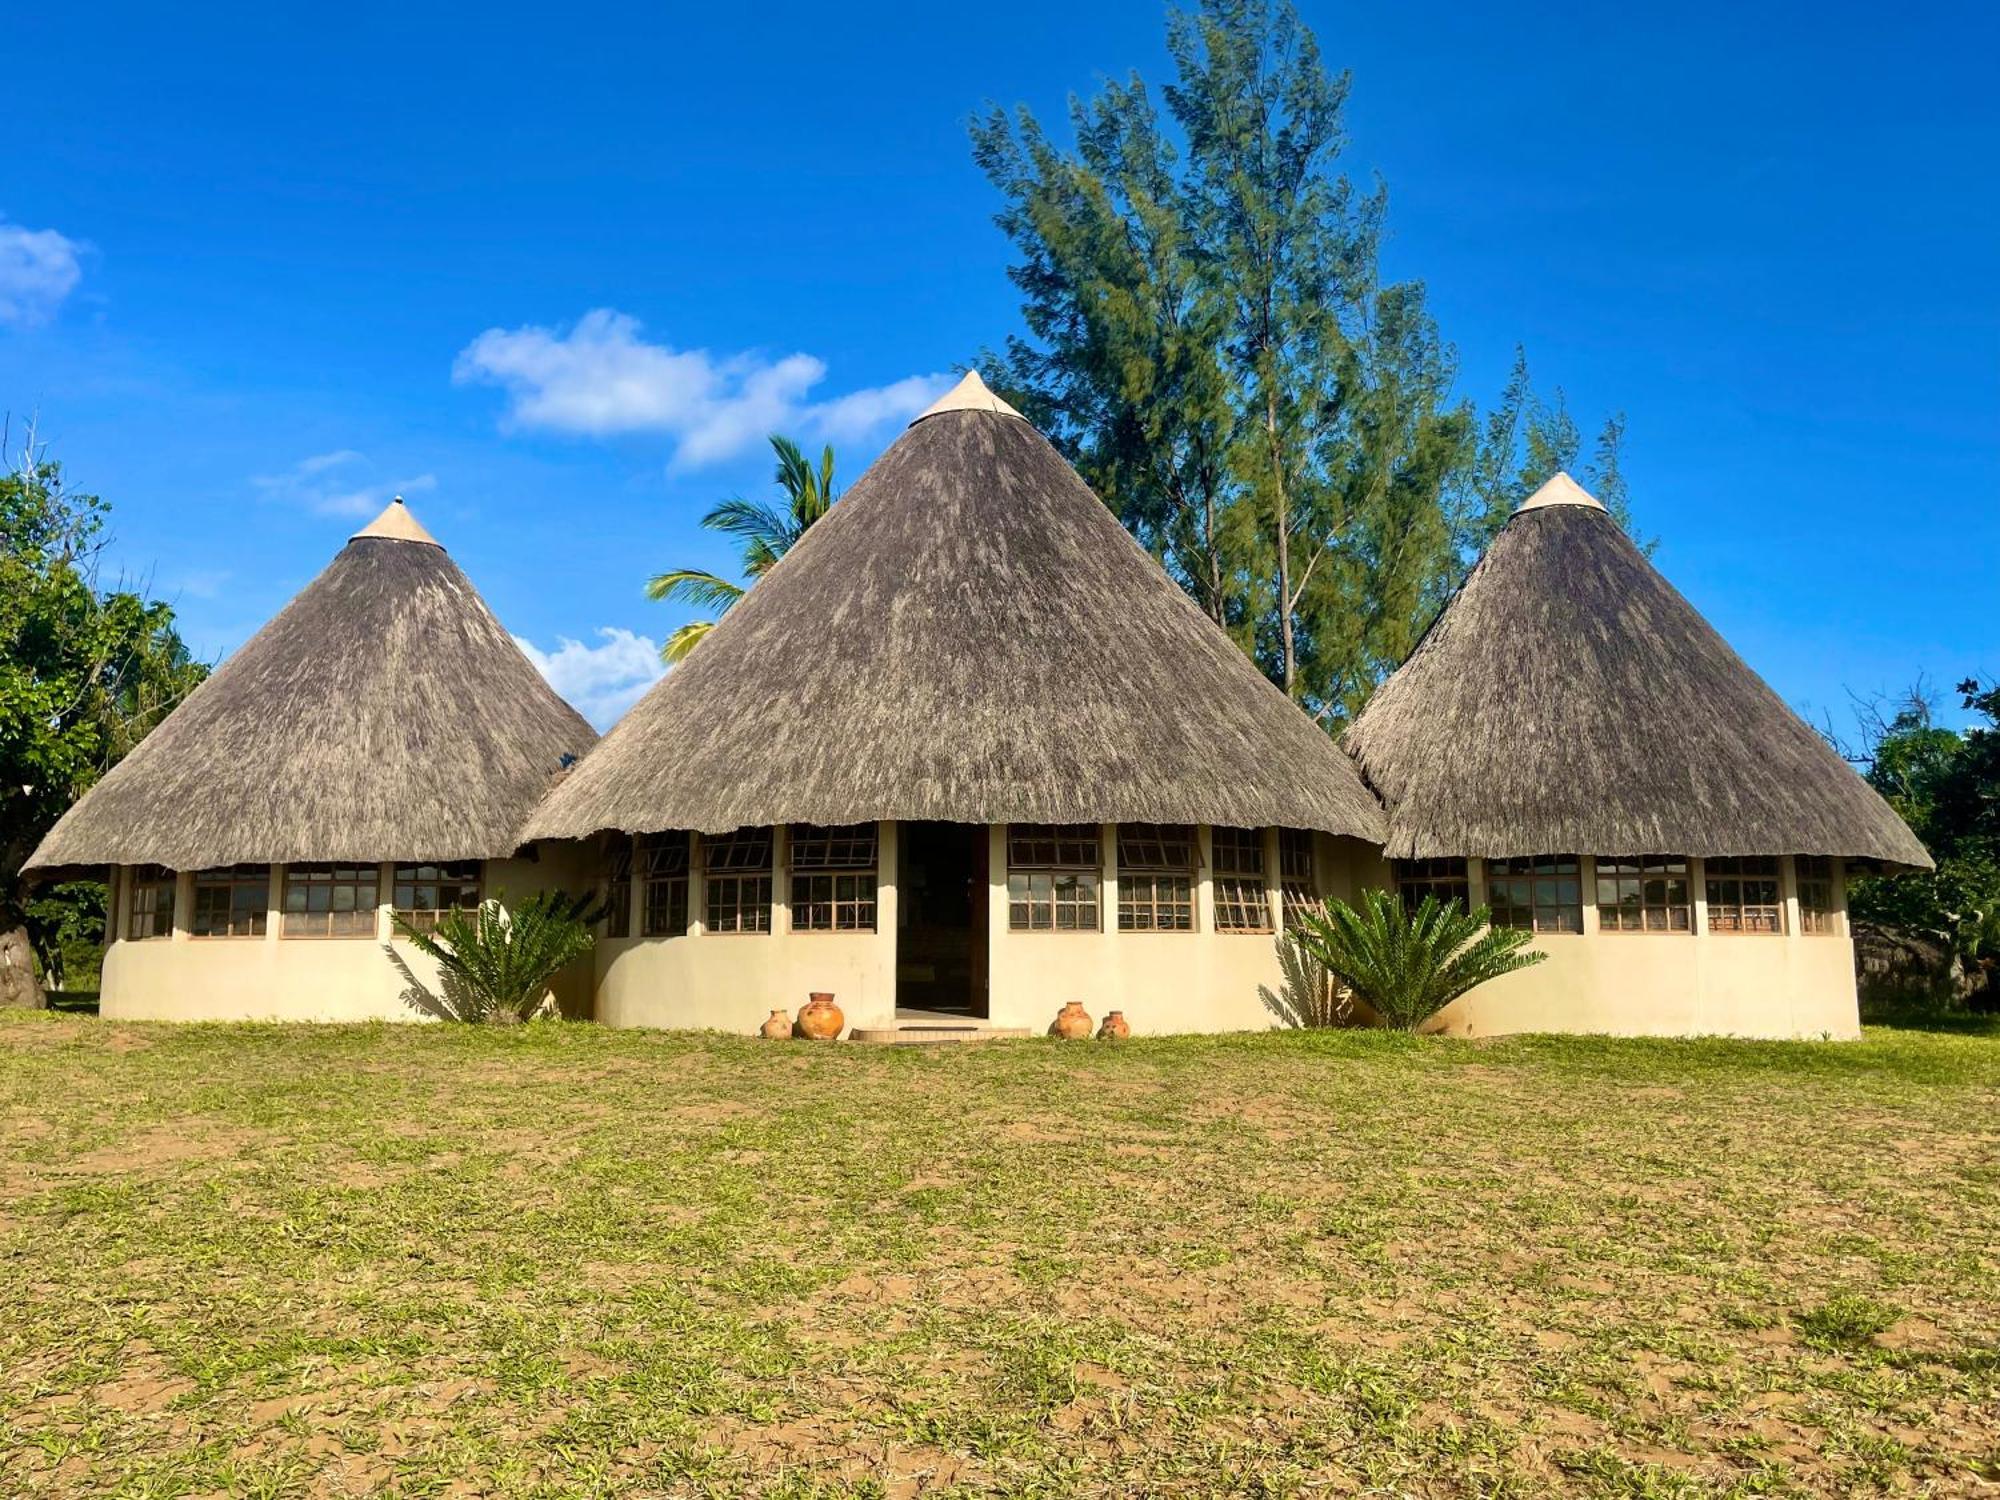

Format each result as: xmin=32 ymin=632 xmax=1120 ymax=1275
xmin=646 ymin=435 xmax=837 ymax=663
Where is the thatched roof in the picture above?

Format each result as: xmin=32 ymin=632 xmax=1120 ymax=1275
xmin=24 ymin=500 xmax=596 ymax=874
xmin=1344 ymin=474 xmax=1931 ymax=868
xmin=525 ymin=371 xmax=1387 ymax=842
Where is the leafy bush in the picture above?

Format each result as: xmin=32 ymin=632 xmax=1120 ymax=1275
xmin=392 ymin=890 xmax=600 ymax=1024
xmin=1287 ymin=890 xmax=1544 ymax=1032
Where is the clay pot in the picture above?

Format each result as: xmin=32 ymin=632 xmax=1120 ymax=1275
xmin=759 ymin=1009 xmax=792 ymax=1040
xmin=1050 ymin=1001 xmax=1093 ymax=1040
xmin=1097 ymin=1010 xmax=1130 ymax=1041
xmin=797 ymin=992 xmax=845 ymax=1041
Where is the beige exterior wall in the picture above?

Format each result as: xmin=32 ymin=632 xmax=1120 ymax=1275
xmin=98 ymin=844 xmax=592 ymax=1023
xmin=1426 ymin=855 xmax=1859 ymax=1040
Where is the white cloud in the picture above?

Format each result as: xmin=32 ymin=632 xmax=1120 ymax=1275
xmin=0 ymin=217 xmax=85 ymax=326
xmin=452 ymin=308 xmax=953 ymax=470
xmin=252 ymin=450 xmax=439 ymax=519
xmin=514 ymin=627 xmax=666 ymax=729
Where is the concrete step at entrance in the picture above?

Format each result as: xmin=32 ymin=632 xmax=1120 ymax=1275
xmin=848 ymin=1010 xmax=1034 ymax=1045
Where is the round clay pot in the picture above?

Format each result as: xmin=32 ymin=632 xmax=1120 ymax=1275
xmin=759 ymin=1009 xmax=792 ymax=1040
xmin=1097 ymin=1010 xmax=1130 ymax=1041
xmin=1050 ymin=1001 xmax=1093 ymax=1040
xmin=797 ymin=992 xmax=845 ymax=1041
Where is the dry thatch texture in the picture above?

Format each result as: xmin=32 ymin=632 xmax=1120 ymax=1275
xmin=25 ymin=527 xmax=596 ymax=874
xmin=1344 ymin=493 xmax=1931 ymax=867
xmin=527 ymin=405 xmax=1386 ymax=842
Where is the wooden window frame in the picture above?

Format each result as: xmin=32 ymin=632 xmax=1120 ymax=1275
xmin=1706 ymin=856 xmax=1785 ymax=934
xmin=190 ymin=865 xmax=269 ymax=939
xmin=790 ymin=823 xmax=877 ymax=933
xmin=1486 ymin=855 xmax=1583 ymax=935
xmin=1796 ymin=856 xmax=1839 ymax=935
xmin=640 ymin=833 xmax=690 ymax=938
xmin=282 ymin=864 xmax=381 ymax=939
xmin=393 ymin=861 xmax=482 ymax=934
xmin=1212 ymin=827 xmax=1273 ymax=933
xmin=1117 ymin=824 xmax=1197 ymax=932
xmin=603 ymin=844 xmax=633 ymax=939
xmin=1392 ymin=858 xmax=1470 ymax=916
xmin=1278 ymin=829 xmax=1319 ymax=923
xmin=1595 ymin=856 xmax=1692 ymax=934
xmin=704 ymin=828 xmax=773 ymax=934
xmin=1006 ymin=824 xmax=1101 ymax=932
xmin=125 ymin=865 xmax=175 ymax=941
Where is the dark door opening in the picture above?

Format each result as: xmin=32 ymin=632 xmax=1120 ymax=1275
xmin=896 ymin=821 xmax=988 ymax=1016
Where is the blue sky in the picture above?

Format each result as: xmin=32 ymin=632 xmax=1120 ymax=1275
xmin=5 ymin=1 xmax=1994 ymax=735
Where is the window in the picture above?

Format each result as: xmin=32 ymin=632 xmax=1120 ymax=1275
xmin=603 ymin=843 xmax=632 ymax=939
xmin=791 ymin=823 xmax=877 ymax=932
xmin=641 ymin=833 xmax=691 ymax=938
xmin=393 ymin=863 xmax=481 ymax=933
xmin=1117 ymin=824 xmax=1196 ymax=931
xmin=191 ymin=865 xmax=268 ymax=938
xmin=1007 ymin=824 xmax=1101 ymax=931
xmin=1212 ymin=827 xmax=1273 ymax=933
xmin=126 ymin=866 xmax=175 ymax=940
xmin=1393 ymin=858 xmax=1469 ymax=915
xmin=1486 ymin=856 xmax=1582 ymax=934
xmin=704 ymin=828 xmax=773 ymax=933
xmin=1279 ymin=829 xmax=1319 ymax=923
xmin=1595 ymin=857 xmax=1691 ymax=933
xmin=283 ymin=864 xmax=380 ymax=938
xmin=1797 ymin=856 xmax=1839 ymax=935
xmin=1707 ymin=856 xmax=1783 ymax=934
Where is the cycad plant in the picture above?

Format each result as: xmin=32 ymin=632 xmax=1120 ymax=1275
xmin=392 ymin=890 xmax=600 ymax=1024
xmin=645 ymin=434 xmax=836 ymax=663
xmin=1286 ymin=889 xmax=1544 ymax=1032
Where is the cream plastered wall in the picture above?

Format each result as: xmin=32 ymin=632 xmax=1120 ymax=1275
xmin=1426 ymin=856 xmax=1858 ymax=1040
xmin=98 ymin=844 xmax=593 ymax=1023
xmin=983 ymin=826 xmax=1383 ymax=1036
xmin=592 ymin=823 xmax=899 ymax=1033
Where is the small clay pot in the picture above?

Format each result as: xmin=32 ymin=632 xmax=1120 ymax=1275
xmin=797 ymin=992 xmax=845 ymax=1041
xmin=759 ymin=1009 xmax=792 ymax=1040
xmin=1097 ymin=1010 xmax=1130 ymax=1041
xmin=1050 ymin=1001 xmax=1093 ymax=1040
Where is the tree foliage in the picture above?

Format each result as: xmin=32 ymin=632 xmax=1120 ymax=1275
xmin=1 ymin=427 xmax=208 ymax=1003
xmin=646 ymin=435 xmax=836 ymax=663
xmin=973 ymin=0 xmax=1632 ymax=723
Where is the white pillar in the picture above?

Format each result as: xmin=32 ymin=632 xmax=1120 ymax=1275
xmin=1779 ymin=855 xmax=1800 ymax=939
xmin=171 ymin=870 xmax=193 ymax=942
xmin=1195 ymin=825 xmax=1215 ymax=934
xmin=1690 ymin=856 xmax=1710 ymax=937
xmin=1263 ymin=826 xmax=1285 ymax=933
xmin=688 ymin=832 xmax=706 ymax=937
xmin=771 ymin=824 xmax=791 ymax=935
xmin=1101 ymin=822 xmax=1118 ymax=934
xmin=377 ymin=860 xmax=396 ymax=942
xmin=266 ymin=865 xmax=284 ymax=943
xmin=1580 ymin=856 xmax=1601 ymax=937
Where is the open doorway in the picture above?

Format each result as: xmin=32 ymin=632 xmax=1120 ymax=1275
xmin=896 ymin=821 xmax=988 ymax=1016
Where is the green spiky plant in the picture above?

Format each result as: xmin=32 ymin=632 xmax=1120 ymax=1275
xmin=392 ymin=890 xmax=601 ymax=1024
xmin=1287 ymin=889 xmax=1545 ymax=1032
xmin=1258 ymin=922 xmax=1352 ymax=1029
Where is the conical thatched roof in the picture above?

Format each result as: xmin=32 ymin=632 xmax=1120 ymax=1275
xmin=1344 ymin=474 xmax=1930 ymax=867
xmin=526 ymin=372 xmax=1386 ymax=842
xmin=25 ymin=500 xmax=596 ymax=874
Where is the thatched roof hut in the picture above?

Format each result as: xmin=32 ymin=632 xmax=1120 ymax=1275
xmin=526 ymin=372 xmax=1386 ymax=842
xmin=1344 ymin=473 xmax=1930 ymax=867
xmin=25 ymin=500 xmax=595 ymax=874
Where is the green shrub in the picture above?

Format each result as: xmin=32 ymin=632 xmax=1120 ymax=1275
xmin=1259 ymin=925 xmax=1352 ymax=1029
xmin=392 ymin=890 xmax=600 ymax=1024
xmin=1287 ymin=889 xmax=1545 ymax=1032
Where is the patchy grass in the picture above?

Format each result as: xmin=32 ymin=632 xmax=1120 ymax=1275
xmin=0 ymin=1015 xmax=1995 ymax=1497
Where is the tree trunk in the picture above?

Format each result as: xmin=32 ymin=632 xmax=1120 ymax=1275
xmin=1266 ymin=390 xmax=1297 ymax=696
xmin=0 ymin=925 xmax=46 ymax=1009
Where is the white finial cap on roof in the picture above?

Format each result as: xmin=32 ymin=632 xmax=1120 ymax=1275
xmin=351 ymin=495 xmax=443 ymax=548
xmin=1515 ymin=471 xmax=1606 ymax=514
xmin=911 ymin=368 xmax=1028 ymax=424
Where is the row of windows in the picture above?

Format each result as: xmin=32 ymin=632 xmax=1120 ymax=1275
xmin=1391 ymin=855 xmax=1842 ymax=936
xmin=123 ymin=863 xmax=484 ymax=941
xmin=607 ymin=825 xmax=878 ymax=939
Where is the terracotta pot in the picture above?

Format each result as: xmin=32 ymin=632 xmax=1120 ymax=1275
xmin=1097 ymin=1010 xmax=1130 ymax=1041
xmin=797 ymin=992 xmax=845 ymax=1041
xmin=759 ymin=1009 xmax=792 ymax=1040
xmin=1050 ymin=1001 xmax=1093 ymax=1040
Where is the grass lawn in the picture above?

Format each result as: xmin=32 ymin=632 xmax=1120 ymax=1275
xmin=1 ymin=1015 xmax=1995 ymax=1498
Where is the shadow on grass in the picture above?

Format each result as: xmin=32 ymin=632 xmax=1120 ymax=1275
xmin=1860 ymin=1003 xmax=2000 ymax=1038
